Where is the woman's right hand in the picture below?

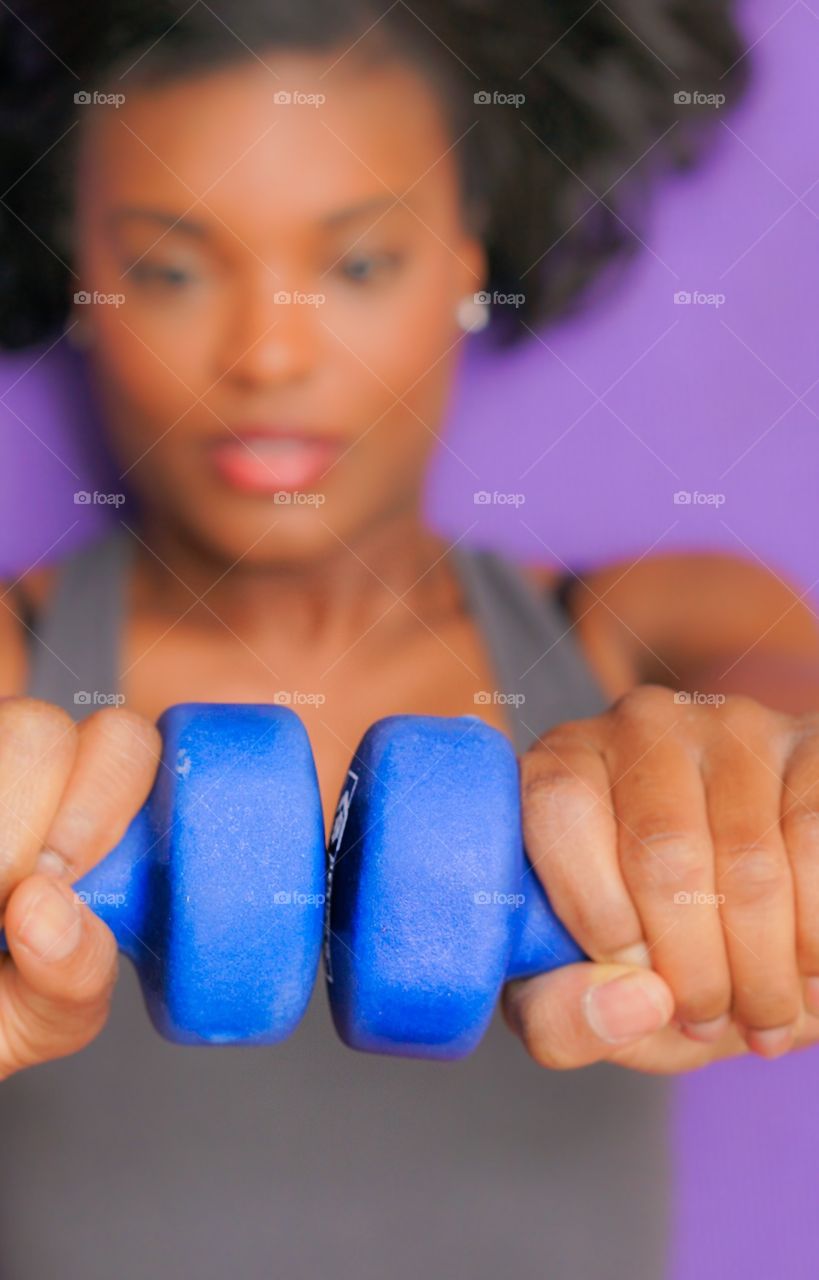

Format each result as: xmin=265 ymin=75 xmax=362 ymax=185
xmin=0 ymin=698 xmax=160 ymax=1080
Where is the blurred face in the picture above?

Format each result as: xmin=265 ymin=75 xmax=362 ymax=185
xmin=70 ymin=46 xmax=486 ymax=565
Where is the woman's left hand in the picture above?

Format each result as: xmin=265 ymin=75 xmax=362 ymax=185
xmin=503 ymin=684 xmax=819 ymax=1073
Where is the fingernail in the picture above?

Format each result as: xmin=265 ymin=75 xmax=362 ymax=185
xmin=17 ymin=880 xmax=82 ymax=962
xmin=745 ymin=1025 xmax=793 ymax=1059
xmin=583 ymin=974 xmax=672 ymax=1044
xmin=805 ymin=977 xmax=819 ymax=1015
xmin=609 ymin=942 xmax=652 ymax=969
xmin=680 ymin=1013 xmax=731 ymax=1044
xmin=35 ymin=847 xmax=69 ymax=878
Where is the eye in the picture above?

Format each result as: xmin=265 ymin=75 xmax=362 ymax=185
xmin=127 ymin=262 xmax=195 ymax=287
xmin=337 ymin=251 xmax=403 ymax=284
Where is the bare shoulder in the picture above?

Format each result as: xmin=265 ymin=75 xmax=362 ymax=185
xmin=0 ymin=565 xmax=57 ymax=697
xmin=518 ymin=551 xmax=819 ymax=703
xmin=577 ymin=550 xmax=819 ymax=684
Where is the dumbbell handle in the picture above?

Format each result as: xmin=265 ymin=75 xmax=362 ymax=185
xmin=0 ymin=811 xmax=161 ymax=961
xmin=504 ymin=859 xmax=588 ymax=980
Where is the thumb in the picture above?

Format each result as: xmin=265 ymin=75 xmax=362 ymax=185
xmin=0 ymin=874 xmax=118 ymax=1078
xmin=502 ymin=962 xmax=675 ymax=1069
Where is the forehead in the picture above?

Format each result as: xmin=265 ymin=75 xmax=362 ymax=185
xmin=75 ymin=47 xmax=458 ymax=228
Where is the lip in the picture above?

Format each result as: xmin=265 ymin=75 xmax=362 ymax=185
xmin=209 ymin=426 xmax=344 ymax=495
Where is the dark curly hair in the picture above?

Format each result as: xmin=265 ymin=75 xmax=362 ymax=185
xmin=0 ymin=0 xmax=749 ymax=350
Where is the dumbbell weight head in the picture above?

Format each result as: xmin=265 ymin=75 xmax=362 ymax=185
xmin=1 ymin=703 xmax=326 ymax=1045
xmin=325 ymin=714 xmax=585 ymax=1059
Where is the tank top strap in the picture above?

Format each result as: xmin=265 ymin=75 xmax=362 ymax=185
xmin=25 ymin=527 xmax=131 ymax=718
xmin=448 ymin=543 xmax=609 ymax=753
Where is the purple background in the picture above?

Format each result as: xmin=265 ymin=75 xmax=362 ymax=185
xmin=1 ymin=2 xmax=817 ymax=1275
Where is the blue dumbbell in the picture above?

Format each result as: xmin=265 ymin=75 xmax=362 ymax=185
xmin=1 ymin=703 xmax=326 ymax=1045
xmin=325 ymin=714 xmax=586 ymax=1059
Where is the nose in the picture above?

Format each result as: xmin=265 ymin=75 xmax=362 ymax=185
xmin=217 ymin=274 xmax=319 ymax=389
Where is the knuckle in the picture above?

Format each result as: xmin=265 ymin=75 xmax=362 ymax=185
xmin=520 ymin=764 xmax=591 ymax=819
xmin=570 ymin=900 xmax=636 ymax=956
xmin=620 ymin=826 xmax=706 ymax=890
xmin=612 ymin=684 xmax=677 ymax=723
xmin=785 ymin=804 xmax=819 ymax=843
xmin=718 ymin=842 xmax=788 ymax=900
xmin=735 ymin=987 xmax=800 ymax=1027
xmin=675 ymin=981 xmax=731 ymax=1021
xmin=717 ymin=694 xmax=786 ymax=738
xmin=0 ymin=697 xmax=75 ymax=754
xmin=63 ymin=922 xmax=119 ymax=1007
xmin=87 ymin=707 xmax=161 ymax=766
xmin=503 ymin=985 xmax=574 ymax=1070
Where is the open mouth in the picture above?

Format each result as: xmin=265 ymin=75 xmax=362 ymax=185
xmin=210 ymin=433 xmax=343 ymax=495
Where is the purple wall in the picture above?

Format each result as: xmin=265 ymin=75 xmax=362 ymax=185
xmin=1 ymin=2 xmax=817 ymax=1275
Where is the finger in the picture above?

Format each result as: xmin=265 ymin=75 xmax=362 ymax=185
xmin=707 ymin=710 xmax=799 ymax=1058
xmin=501 ymin=962 xmax=674 ymax=1070
xmin=0 ymin=873 xmax=118 ymax=1078
xmin=521 ymin=725 xmax=649 ymax=969
xmin=608 ymin=704 xmax=732 ymax=1042
xmin=0 ymin=699 xmax=77 ymax=911
xmin=780 ymin=724 xmax=819 ymax=1014
xmin=38 ymin=707 xmax=162 ymax=883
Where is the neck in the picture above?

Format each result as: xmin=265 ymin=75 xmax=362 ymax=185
xmin=128 ymin=505 xmax=464 ymax=655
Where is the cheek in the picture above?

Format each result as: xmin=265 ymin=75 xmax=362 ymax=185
xmin=334 ymin=256 xmax=462 ymax=421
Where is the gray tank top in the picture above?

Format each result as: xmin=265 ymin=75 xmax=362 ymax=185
xmin=2 ymin=530 xmax=671 ymax=1279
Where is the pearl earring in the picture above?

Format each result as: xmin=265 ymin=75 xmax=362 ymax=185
xmin=456 ymin=293 xmax=491 ymax=333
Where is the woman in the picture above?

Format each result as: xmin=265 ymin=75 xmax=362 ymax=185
xmin=1 ymin=1 xmax=818 ymax=1276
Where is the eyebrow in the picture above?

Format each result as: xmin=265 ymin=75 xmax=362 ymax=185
xmin=106 ymin=194 xmax=404 ymax=237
